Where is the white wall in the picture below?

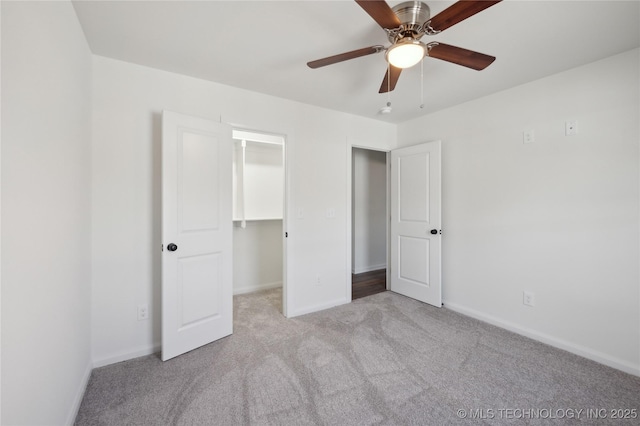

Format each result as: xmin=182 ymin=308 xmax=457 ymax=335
xmin=352 ymin=148 xmax=387 ymax=273
xmin=91 ymin=56 xmax=396 ymax=365
xmin=233 ymin=220 xmax=283 ymax=294
xmin=1 ymin=1 xmax=93 ymax=424
xmin=398 ymin=49 xmax=640 ymax=375
xmin=243 ymin=143 xmax=284 ymax=220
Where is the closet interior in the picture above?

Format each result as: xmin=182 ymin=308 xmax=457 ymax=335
xmin=232 ymin=130 xmax=285 ymax=296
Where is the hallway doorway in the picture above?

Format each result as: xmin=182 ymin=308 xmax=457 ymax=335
xmin=351 ymin=147 xmax=388 ymax=299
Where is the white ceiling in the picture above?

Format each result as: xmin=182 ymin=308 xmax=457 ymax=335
xmin=72 ymin=0 xmax=640 ymax=124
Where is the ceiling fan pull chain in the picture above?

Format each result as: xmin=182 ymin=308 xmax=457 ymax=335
xmin=420 ymin=58 xmax=424 ymax=109
xmin=387 ymin=62 xmax=391 ymax=107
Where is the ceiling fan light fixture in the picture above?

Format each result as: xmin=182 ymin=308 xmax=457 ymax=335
xmin=386 ymin=39 xmax=425 ymax=69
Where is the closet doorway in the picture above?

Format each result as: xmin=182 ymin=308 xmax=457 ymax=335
xmin=232 ymin=129 xmax=286 ymax=313
xmin=351 ymin=147 xmax=388 ymax=300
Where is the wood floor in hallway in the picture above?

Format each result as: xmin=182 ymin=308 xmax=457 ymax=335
xmin=352 ymin=268 xmax=386 ymax=300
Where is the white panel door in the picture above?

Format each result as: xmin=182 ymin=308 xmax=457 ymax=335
xmin=390 ymin=141 xmax=441 ymax=307
xmin=162 ymin=111 xmax=233 ymax=361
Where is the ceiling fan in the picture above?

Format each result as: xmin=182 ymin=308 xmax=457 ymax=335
xmin=307 ymin=0 xmax=502 ymax=93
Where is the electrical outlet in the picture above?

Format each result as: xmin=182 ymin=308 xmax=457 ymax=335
xmin=565 ymin=120 xmax=578 ymax=136
xmin=137 ymin=304 xmax=149 ymax=321
xmin=523 ymin=291 xmax=535 ymax=307
xmin=523 ymin=129 xmax=535 ymax=144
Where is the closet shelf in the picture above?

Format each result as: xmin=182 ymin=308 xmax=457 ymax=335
xmin=233 ymin=217 xmax=283 ymax=222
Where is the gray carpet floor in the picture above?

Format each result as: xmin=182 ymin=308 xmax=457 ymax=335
xmin=76 ymin=289 xmax=640 ymax=425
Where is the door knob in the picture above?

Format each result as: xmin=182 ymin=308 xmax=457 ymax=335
xmin=167 ymin=243 xmax=178 ymax=252
xmin=430 ymin=229 xmax=438 ymax=235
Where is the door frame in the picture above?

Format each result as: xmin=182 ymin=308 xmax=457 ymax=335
xmin=227 ymin=123 xmax=291 ymax=317
xmin=346 ymin=140 xmax=443 ymax=303
xmin=346 ymin=143 xmax=392 ymax=300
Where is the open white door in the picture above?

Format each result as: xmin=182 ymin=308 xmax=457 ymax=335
xmin=162 ymin=111 xmax=233 ymax=361
xmin=390 ymin=141 xmax=441 ymax=307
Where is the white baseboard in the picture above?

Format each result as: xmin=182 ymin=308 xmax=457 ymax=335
xmin=443 ymin=300 xmax=640 ymax=377
xmin=234 ymin=281 xmax=282 ymax=295
xmin=353 ymin=264 xmax=387 ymax=274
xmin=92 ymin=343 xmax=160 ymax=369
xmin=288 ymin=297 xmax=350 ymax=318
xmin=66 ymin=360 xmax=92 ymax=425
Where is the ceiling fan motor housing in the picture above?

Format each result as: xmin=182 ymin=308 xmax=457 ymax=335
xmin=389 ymin=1 xmax=431 ymax=42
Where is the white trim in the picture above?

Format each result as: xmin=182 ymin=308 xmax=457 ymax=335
xmin=66 ymin=361 xmax=92 ymax=425
xmin=288 ymin=297 xmax=350 ymax=318
xmin=444 ymin=301 xmax=640 ymax=377
xmin=233 ymin=281 xmax=282 ymax=295
xmin=233 ymin=217 xmax=282 ymax=222
xmin=385 ymin=151 xmax=391 ymax=291
xmin=92 ymin=344 xmax=160 ymax=369
xmin=346 ymin=141 xmax=352 ymax=303
xmin=0 ymin=5 xmax=3 ymax=420
xmin=352 ymin=264 xmax=387 ymax=274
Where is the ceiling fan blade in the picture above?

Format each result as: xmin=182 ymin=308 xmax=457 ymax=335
xmin=379 ymin=65 xmax=402 ymax=93
xmin=307 ymin=45 xmax=384 ymax=69
xmin=428 ymin=0 xmax=502 ymax=33
xmin=355 ymin=0 xmax=401 ymax=30
xmin=427 ymin=43 xmax=495 ymax=70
